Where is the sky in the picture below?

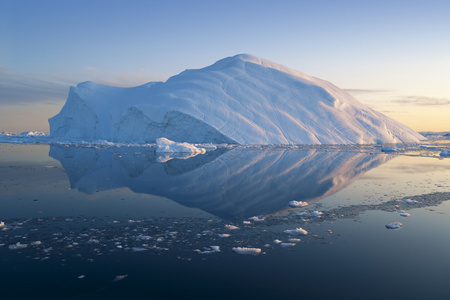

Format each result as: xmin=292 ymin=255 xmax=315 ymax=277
xmin=1 ymin=0 xmax=449 ymax=132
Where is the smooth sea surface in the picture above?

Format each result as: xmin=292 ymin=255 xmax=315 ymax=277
xmin=1 ymin=139 xmax=450 ymax=300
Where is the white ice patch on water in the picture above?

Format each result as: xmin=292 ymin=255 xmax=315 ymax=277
xmin=280 ymin=243 xmax=296 ymax=247
xmin=403 ymin=199 xmax=419 ymax=204
xmin=9 ymin=242 xmax=28 ymax=250
xmin=309 ymin=211 xmax=323 ymax=217
xmin=289 ymin=201 xmax=308 ymax=208
xmin=385 ymin=222 xmax=403 ymax=229
xmin=273 ymin=239 xmax=283 ymax=244
xmin=288 ymin=238 xmax=301 ymax=242
xmin=284 ymin=228 xmax=308 ymax=235
xmin=0 ymin=221 xmax=5 ymax=228
xmin=243 ymin=221 xmax=251 ymax=225
xmin=248 ymin=216 xmax=265 ymax=222
xmin=400 ymin=213 xmax=411 ymax=217
xmin=225 ymin=225 xmax=239 ymax=230
xmin=218 ymin=234 xmax=230 ymax=238
xmin=156 ymin=138 xmax=208 ymax=162
xmin=232 ymin=247 xmax=262 ymax=255
xmin=113 ymin=274 xmax=128 ymax=282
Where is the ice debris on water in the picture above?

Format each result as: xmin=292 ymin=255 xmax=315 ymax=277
xmin=274 ymin=239 xmax=283 ymax=244
xmin=0 ymin=221 xmax=5 ymax=228
xmin=289 ymin=201 xmax=308 ymax=208
xmin=113 ymin=274 xmax=128 ymax=282
xmin=280 ymin=243 xmax=296 ymax=248
xmin=309 ymin=211 xmax=323 ymax=217
xmin=232 ymin=247 xmax=262 ymax=255
xmin=385 ymin=222 xmax=403 ymax=229
xmin=284 ymin=228 xmax=308 ymax=235
xmin=9 ymin=242 xmax=28 ymax=250
xmin=243 ymin=221 xmax=251 ymax=225
xmin=225 ymin=225 xmax=239 ymax=230
xmin=218 ymin=234 xmax=230 ymax=238
xmin=400 ymin=213 xmax=411 ymax=217
xmin=289 ymin=238 xmax=301 ymax=242
xmin=78 ymin=275 xmax=85 ymax=279
xmin=248 ymin=216 xmax=265 ymax=222
xmin=403 ymin=199 xmax=419 ymax=204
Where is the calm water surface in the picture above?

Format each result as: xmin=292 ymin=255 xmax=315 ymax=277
xmin=1 ymin=143 xmax=450 ymax=299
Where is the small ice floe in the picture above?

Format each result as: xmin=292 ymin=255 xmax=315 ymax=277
xmin=218 ymin=234 xmax=230 ymax=238
xmin=284 ymin=228 xmax=308 ymax=235
xmin=136 ymin=235 xmax=152 ymax=240
xmin=198 ymin=246 xmax=221 ymax=254
xmin=280 ymin=243 xmax=296 ymax=248
xmin=273 ymin=239 xmax=283 ymax=244
xmin=9 ymin=242 xmax=28 ymax=250
xmin=248 ymin=216 xmax=265 ymax=222
xmin=440 ymin=151 xmax=450 ymax=157
xmin=243 ymin=221 xmax=251 ymax=225
xmin=31 ymin=241 xmax=42 ymax=246
xmin=78 ymin=275 xmax=85 ymax=279
xmin=289 ymin=201 xmax=308 ymax=208
xmin=309 ymin=211 xmax=323 ymax=217
xmin=113 ymin=274 xmax=128 ymax=282
xmin=403 ymin=199 xmax=419 ymax=204
xmin=232 ymin=247 xmax=262 ymax=255
xmin=385 ymin=222 xmax=403 ymax=229
xmin=0 ymin=221 xmax=5 ymax=228
xmin=400 ymin=213 xmax=411 ymax=217
xmin=225 ymin=225 xmax=239 ymax=230
xmin=132 ymin=247 xmax=149 ymax=252
xmin=288 ymin=238 xmax=301 ymax=242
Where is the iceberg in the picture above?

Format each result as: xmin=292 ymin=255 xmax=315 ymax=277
xmin=49 ymin=54 xmax=425 ymax=145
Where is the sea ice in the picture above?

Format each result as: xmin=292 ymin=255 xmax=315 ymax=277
xmin=232 ymin=247 xmax=262 ymax=255
xmin=248 ymin=216 xmax=265 ymax=222
xmin=284 ymin=228 xmax=308 ymax=235
xmin=9 ymin=242 xmax=28 ymax=250
xmin=403 ymin=199 xmax=419 ymax=204
xmin=289 ymin=201 xmax=309 ymax=208
xmin=400 ymin=213 xmax=411 ymax=217
xmin=309 ymin=211 xmax=323 ymax=217
xmin=385 ymin=222 xmax=403 ymax=229
xmin=113 ymin=274 xmax=128 ymax=282
xmin=225 ymin=225 xmax=239 ymax=230
xmin=274 ymin=239 xmax=283 ymax=244
xmin=218 ymin=234 xmax=230 ymax=238
xmin=280 ymin=243 xmax=296 ymax=247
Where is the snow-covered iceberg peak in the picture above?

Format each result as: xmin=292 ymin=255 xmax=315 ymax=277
xmin=49 ymin=54 xmax=425 ymax=145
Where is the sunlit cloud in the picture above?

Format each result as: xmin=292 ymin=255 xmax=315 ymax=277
xmin=392 ymin=96 xmax=450 ymax=106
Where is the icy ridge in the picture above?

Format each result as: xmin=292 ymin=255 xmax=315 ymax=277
xmin=49 ymin=54 xmax=425 ymax=145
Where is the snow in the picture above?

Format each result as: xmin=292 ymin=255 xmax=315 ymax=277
xmin=289 ymin=201 xmax=309 ymax=208
xmin=385 ymin=222 xmax=403 ymax=229
xmin=284 ymin=228 xmax=308 ymax=235
xmin=232 ymin=247 xmax=262 ymax=255
xmin=49 ymin=54 xmax=425 ymax=145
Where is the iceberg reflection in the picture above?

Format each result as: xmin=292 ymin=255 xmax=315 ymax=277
xmin=50 ymin=146 xmax=392 ymax=218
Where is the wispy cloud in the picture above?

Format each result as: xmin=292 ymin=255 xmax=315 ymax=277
xmin=392 ymin=96 xmax=450 ymax=106
xmin=0 ymin=67 xmax=74 ymax=105
xmin=344 ymin=88 xmax=393 ymax=95
xmin=0 ymin=67 xmax=165 ymax=106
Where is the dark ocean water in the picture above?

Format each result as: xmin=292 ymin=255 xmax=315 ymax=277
xmin=1 ymin=143 xmax=450 ymax=299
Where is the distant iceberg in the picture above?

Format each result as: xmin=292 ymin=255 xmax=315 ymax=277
xmin=49 ymin=54 xmax=425 ymax=145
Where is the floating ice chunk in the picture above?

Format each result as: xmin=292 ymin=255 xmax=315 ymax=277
xmin=273 ymin=239 xmax=283 ymax=244
xmin=440 ymin=151 xmax=450 ymax=157
xmin=289 ymin=238 xmax=301 ymax=242
xmin=31 ymin=241 xmax=42 ymax=246
xmin=210 ymin=246 xmax=220 ymax=251
xmin=225 ymin=225 xmax=239 ymax=230
xmin=113 ymin=274 xmax=128 ymax=282
xmin=78 ymin=275 xmax=85 ymax=279
xmin=218 ymin=234 xmax=230 ymax=238
xmin=9 ymin=242 xmax=28 ymax=250
xmin=281 ymin=243 xmax=296 ymax=247
xmin=400 ymin=213 xmax=411 ymax=217
xmin=289 ymin=201 xmax=308 ymax=208
xmin=403 ymin=199 xmax=419 ymax=204
xmin=248 ymin=216 xmax=265 ymax=222
xmin=0 ymin=221 xmax=5 ymax=227
xmin=309 ymin=211 xmax=323 ymax=217
xmin=385 ymin=222 xmax=403 ymax=229
xmin=156 ymin=138 xmax=207 ymax=154
xmin=232 ymin=247 xmax=262 ymax=255
xmin=196 ymin=144 xmax=217 ymax=151
xmin=284 ymin=228 xmax=308 ymax=235
xmin=198 ymin=246 xmax=221 ymax=254
xmin=243 ymin=221 xmax=251 ymax=225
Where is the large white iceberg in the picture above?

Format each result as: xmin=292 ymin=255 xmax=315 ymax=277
xmin=49 ymin=54 xmax=425 ymax=145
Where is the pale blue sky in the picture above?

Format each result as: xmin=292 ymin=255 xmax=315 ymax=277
xmin=1 ymin=0 xmax=449 ymax=132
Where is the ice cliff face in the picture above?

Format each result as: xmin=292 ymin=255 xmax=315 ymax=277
xmin=49 ymin=54 xmax=425 ymax=144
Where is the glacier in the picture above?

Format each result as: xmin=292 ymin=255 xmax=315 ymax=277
xmin=49 ymin=54 xmax=425 ymax=145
